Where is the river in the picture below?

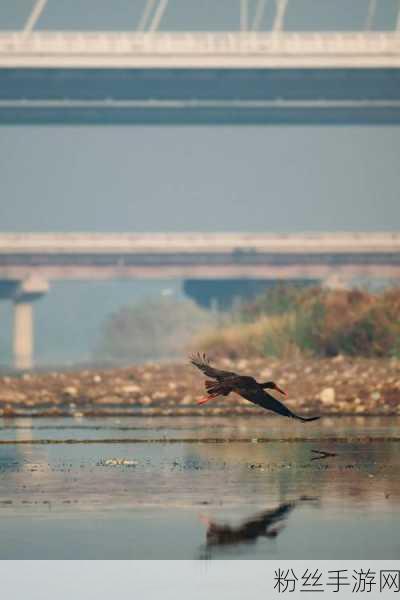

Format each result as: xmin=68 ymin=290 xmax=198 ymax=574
xmin=0 ymin=415 xmax=399 ymax=559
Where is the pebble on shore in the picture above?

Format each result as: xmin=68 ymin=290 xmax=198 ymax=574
xmin=0 ymin=356 xmax=399 ymax=418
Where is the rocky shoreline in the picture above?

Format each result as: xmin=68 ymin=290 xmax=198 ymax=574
xmin=0 ymin=356 xmax=400 ymax=418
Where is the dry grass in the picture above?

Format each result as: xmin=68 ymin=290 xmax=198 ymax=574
xmin=194 ymin=313 xmax=307 ymax=360
xmin=193 ymin=287 xmax=400 ymax=359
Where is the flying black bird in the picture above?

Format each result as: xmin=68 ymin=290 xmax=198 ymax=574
xmin=190 ymin=353 xmax=320 ymax=422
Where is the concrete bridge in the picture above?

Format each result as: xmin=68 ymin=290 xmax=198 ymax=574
xmin=1 ymin=232 xmax=399 ymax=369
xmin=1 ymin=0 xmax=400 ymax=125
xmin=1 ymin=31 xmax=400 ymax=125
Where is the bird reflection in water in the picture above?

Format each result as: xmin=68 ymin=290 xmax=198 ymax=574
xmin=199 ymin=497 xmax=318 ymax=558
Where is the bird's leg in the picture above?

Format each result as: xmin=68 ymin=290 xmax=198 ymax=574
xmin=197 ymin=392 xmax=219 ymax=405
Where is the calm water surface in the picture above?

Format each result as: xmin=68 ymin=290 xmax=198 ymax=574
xmin=0 ymin=416 xmax=399 ymax=559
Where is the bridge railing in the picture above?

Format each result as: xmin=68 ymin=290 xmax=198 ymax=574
xmin=1 ymin=233 xmax=400 ymax=254
xmin=0 ymin=31 xmax=400 ymax=57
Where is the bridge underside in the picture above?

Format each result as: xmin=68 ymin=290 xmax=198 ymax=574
xmin=1 ymin=67 xmax=400 ymax=125
xmin=184 ymin=278 xmax=319 ymax=309
xmin=1 ymin=263 xmax=400 ymax=281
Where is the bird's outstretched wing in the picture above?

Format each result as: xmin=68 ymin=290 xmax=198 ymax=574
xmin=190 ymin=353 xmax=237 ymax=381
xmin=238 ymin=387 xmax=320 ymax=422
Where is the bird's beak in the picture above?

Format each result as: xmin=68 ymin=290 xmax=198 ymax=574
xmin=275 ymin=385 xmax=288 ymax=396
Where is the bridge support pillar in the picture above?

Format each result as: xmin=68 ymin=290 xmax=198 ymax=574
xmin=13 ymin=300 xmax=34 ymax=371
xmin=10 ymin=277 xmax=49 ymax=370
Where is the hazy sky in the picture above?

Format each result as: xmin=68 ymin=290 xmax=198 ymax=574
xmin=1 ymin=125 xmax=400 ymax=233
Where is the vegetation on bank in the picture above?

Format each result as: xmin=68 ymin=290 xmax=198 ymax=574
xmin=194 ymin=286 xmax=400 ymax=359
xmin=94 ymin=296 xmax=214 ymax=363
xmin=94 ymin=286 xmax=400 ymax=363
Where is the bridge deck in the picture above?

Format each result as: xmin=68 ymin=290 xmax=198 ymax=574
xmin=1 ymin=233 xmax=400 ymax=253
xmin=1 ymin=32 xmax=400 ymax=124
xmin=0 ymin=233 xmax=399 ymax=281
xmin=1 ymin=32 xmax=400 ymax=68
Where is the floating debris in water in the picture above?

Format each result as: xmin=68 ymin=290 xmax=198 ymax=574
xmin=311 ymin=449 xmax=337 ymax=461
xmin=98 ymin=458 xmax=138 ymax=467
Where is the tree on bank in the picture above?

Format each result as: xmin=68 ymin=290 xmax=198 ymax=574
xmin=94 ymin=296 xmax=214 ymax=363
